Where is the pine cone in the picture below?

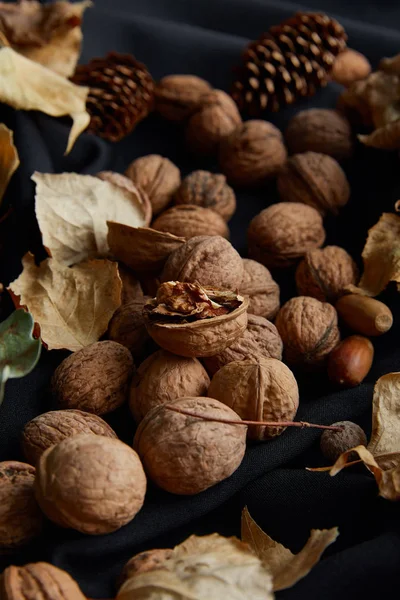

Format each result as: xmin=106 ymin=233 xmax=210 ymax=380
xmin=71 ymin=52 xmax=155 ymax=142
xmin=231 ymin=12 xmax=347 ymax=115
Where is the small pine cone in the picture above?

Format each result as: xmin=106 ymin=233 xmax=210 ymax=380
xmin=231 ymin=12 xmax=347 ymax=115
xmin=71 ymin=52 xmax=155 ymax=142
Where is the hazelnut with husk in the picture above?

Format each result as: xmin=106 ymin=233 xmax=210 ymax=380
xmin=320 ymin=421 xmax=367 ymax=462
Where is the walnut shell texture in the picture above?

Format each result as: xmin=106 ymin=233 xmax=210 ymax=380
xmin=52 ymin=341 xmax=134 ymax=415
xmin=0 ymin=562 xmax=86 ymax=600
xmin=275 ymin=296 xmax=340 ymax=368
xmin=296 ymin=246 xmax=359 ymax=302
xmin=155 ymin=74 xmax=212 ymax=122
xmin=35 ymin=434 xmax=147 ymax=535
xmin=125 ymin=155 xmax=181 ymax=215
xmin=108 ymin=299 xmax=150 ymax=358
xmin=203 ymin=314 xmax=283 ymax=376
xmin=22 ymin=409 xmax=117 ymax=466
xmin=248 ymin=203 xmax=326 ymax=268
xmin=285 ymin=109 xmax=353 ymax=160
xmin=129 ymin=350 xmax=210 ymax=422
xmin=97 ymin=171 xmax=153 ymax=225
xmin=174 ymin=170 xmax=236 ymax=221
xmin=0 ymin=461 xmax=42 ymax=551
xmin=134 ymin=397 xmax=247 ymax=494
xmin=162 ymin=235 xmax=244 ymax=290
xmin=332 ymin=49 xmax=372 ymax=88
xmin=208 ymin=357 xmax=299 ymax=439
xmin=219 ymin=120 xmax=287 ymax=186
xmin=240 ymin=258 xmax=280 ymax=319
xmin=152 ymin=205 xmax=229 ymax=239
xmin=277 ymin=152 xmax=350 ymax=216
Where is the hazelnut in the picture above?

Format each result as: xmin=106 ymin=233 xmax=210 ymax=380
xmin=120 ymin=549 xmax=173 ymax=586
xmin=0 ymin=562 xmax=86 ymax=600
xmin=35 ymin=434 xmax=147 ymax=534
xmin=152 ymin=205 xmax=229 ymax=239
xmin=52 ymin=341 xmax=134 ymax=415
xmin=296 ymin=246 xmax=359 ymax=302
xmin=162 ymin=235 xmax=244 ymax=290
xmin=143 ymin=282 xmax=248 ymax=357
xmin=277 ymin=152 xmax=350 ymax=216
xmin=328 ymin=335 xmax=374 ymax=388
xmin=118 ymin=263 xmax=144 ymax=304
xmin=0 ymin=461 xmax=42 ymax=551
xmin=129 ymin=349 xmax=210 ymax=422
xmin=97 ymin=171 xmax=152 ymax=225
xmin=248 ymin=203 xmax=326 ymax=269
xmin=336 ymin=294 xmax=393 ymax=336
xmin=125 ymin=155 xmax=181 ymax=215
xmin=332 ymin=49 xmax=372 ymax=88
xmin=320 ymin=421 xmax=367 ymax=462
xmin=174 ymin=170 xmax=236 ymax=221
xmin=108 ymin=299 xmax=151 ymax=358
xmin=208 ymin=357 xmax=299 ymax=439
xmin=240 ymin=258 xmax=280 ymax=319
xmin=134 ymin=397 xmax=247 ymax=494
xmin=21 ymin=409 xmax=117 ymax=465
xmin=275 ymin=296 xmax=340 ymax=368
xmin=203 ymin=314 xmax=283 ymax=376
xmin=285 ymin=109 xmax=353 ymax=160
xmin=155 ymin=74 xmax=212 ymax=122
xmin=219 ymin=120 xmax=287 ymax=186
xmin=186 ymin=90 xmax=242 ymax=155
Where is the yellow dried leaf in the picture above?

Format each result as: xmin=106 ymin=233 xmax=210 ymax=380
xmin=241 ymin=507 xmax=338 ymax=592
xmin=359 ymin=120 xmax=400 ymax=150
xmin=368 ymin=372 xmax=400 ymax=455
xmin=307 ymin=452 xmax=400 ymax=473
xmin=0 ymin=46 xmax=89 ymax=153
xmin=33 ymin=172 xmax=150 ymax=266
xmin=0 ymin=123 xmax=19 ymax=206
xmin=8 ymin=253 xmax=121 ymax=352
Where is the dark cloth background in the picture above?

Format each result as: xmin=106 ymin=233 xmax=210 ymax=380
xmin=1 ymin=0 xmax=400 ymax=598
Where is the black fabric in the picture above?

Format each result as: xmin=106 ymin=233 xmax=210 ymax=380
xmin=1 ymin=1 xmax=400 ymax=598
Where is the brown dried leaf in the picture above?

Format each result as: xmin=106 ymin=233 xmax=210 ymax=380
xmin=0 ymin=0 xmax=91 ymax=77
xmin=241 ymin=507 xmax=338 ymax=591
xmin=368 ymin=372 xmax=400 ymax=455
xmin=34 ymin=172 xmax=149 ymax=266
xmin=0 ymin=46 xmax=89 ymax=153
xmin=8 ymin=253 xmax=121 ymax=351
xmin=0 ymin=123 xmax=19 ymax=206
xmin=359 ymin=121 xmax=400 ymax=150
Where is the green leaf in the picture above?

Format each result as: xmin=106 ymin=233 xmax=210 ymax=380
xmin=0 ymin=309 xmax=41 ymax=406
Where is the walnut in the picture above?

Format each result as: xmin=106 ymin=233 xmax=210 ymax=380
xmin=0 ymin=461 xmax=42 ymax=551
xmin=332 ymin=49 xmax=372 ymax=87
xmin=129 ymin=349 xmax=210 ymax=422
xmin=275 ymin=296 xmax=340 ymax=368
xmin=35 ymin=434 xmax=147 ymax=534
xmin=277 ymin=152 xmax=350 ymax=216
xmin=208 ymin=357 xmax=299 ymax=439
xmin=125 ymin=155 xmax=181 ymax=215
xmin=285 ymin=109 xmax=353 ymax=160
xmin=248 ymin=203 xmax=326 ymax=269
xmin=0 ymin=562 xmax=86 ymax=600
xmin=174 ymin=170 xmax=236 ymax=221
xmin=162 ymin=235 xmax=244 ymax=290
xmin=120 ymin=549 xmax=174 ymax=586
xmin=52 ymin=341 xmax=134 ymax=415
xmin=143 ymin=282 xmax=248 ymax=357
xmin=152 ymin=205 xmax=229 ymax=239
xmin=108 ymin=298 xmax=151 ymax=358
xmin=134 ymin=397 xmax=247 ymax=494
xmin=240 ymin=259 xmax=280 ymax=319
xmin=21 ymin=409 xmax=117 ymax=465
xmin=155 ymin=74 xmax=212 ymax=122
xmin=186 ymin=90 xmax=242 ymax=155
xmin=296 ymin=246 xmax=359 ymax=303
xmin=118 ymin=263 xmax=144 ymax=304
xmin=97 ymin=171 xmax=152 ymax=225
xmin=219 ymin=120 xmax=287 ymax=186
xmin=203 ymin=314 xmax=283 ymax=376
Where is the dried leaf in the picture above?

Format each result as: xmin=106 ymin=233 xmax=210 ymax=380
xmin=359 ymin=121 xmax=400 ymax=150
xmin=8 ymin=253 xmax=121 ymax=352
xmin=0 ymin=123 xmax=19 ymax=206
xmin=0 ymin=0 xmax=91 ymax=77
xmin=379 ymin=54 xmax=400 ymax=76
xmin=368 ymin=372 xmax=400 ymax=455
xmin=33 ymin=173 xmax=150 ymax=266
xmin=0 ymin=309 xmax=41 ymax=406
xmin=241 ymin=507 xmax=338 ymax=591
xmin=0 ymin=46 xmax=89 ymax=153
xmin=307 ymin=452 xmax=400 ymax=472
xmin=117 ymin=534 xmax=274 ymax=600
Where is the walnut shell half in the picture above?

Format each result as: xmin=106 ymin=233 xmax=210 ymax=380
xmin=152 ymin=205 xmax=229 ymax=239
xmin=0 ymin=563 xmax=86 ymax=600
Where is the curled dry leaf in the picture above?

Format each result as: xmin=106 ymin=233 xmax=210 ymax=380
xmin=368 ymin=372 xmax=400 ymax=456
xmin=0 ymin=46 xmax=89 ymax=153
xmin=0 ymin=0 xmax=91 ymax=77
xmin=117 ymin=533 xmax=273 ymax=600
xmin=33 ymin=172 xmax=150 ymax=266
xmin=8 ymin=253 xmax=121 ymax=352
xmin=358 ymin=121 xmax=400 ymax=150
xmin=241 ymin=507 xmax=338 ymax=591
xmin=0 ymin=123 xmax=19 ymax=206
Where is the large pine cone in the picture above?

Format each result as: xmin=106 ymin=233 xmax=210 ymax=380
xmin=71 ymin=52 xmax=155 ymax=142
xmin=231 ymin=12 xmax=347 ymax=115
